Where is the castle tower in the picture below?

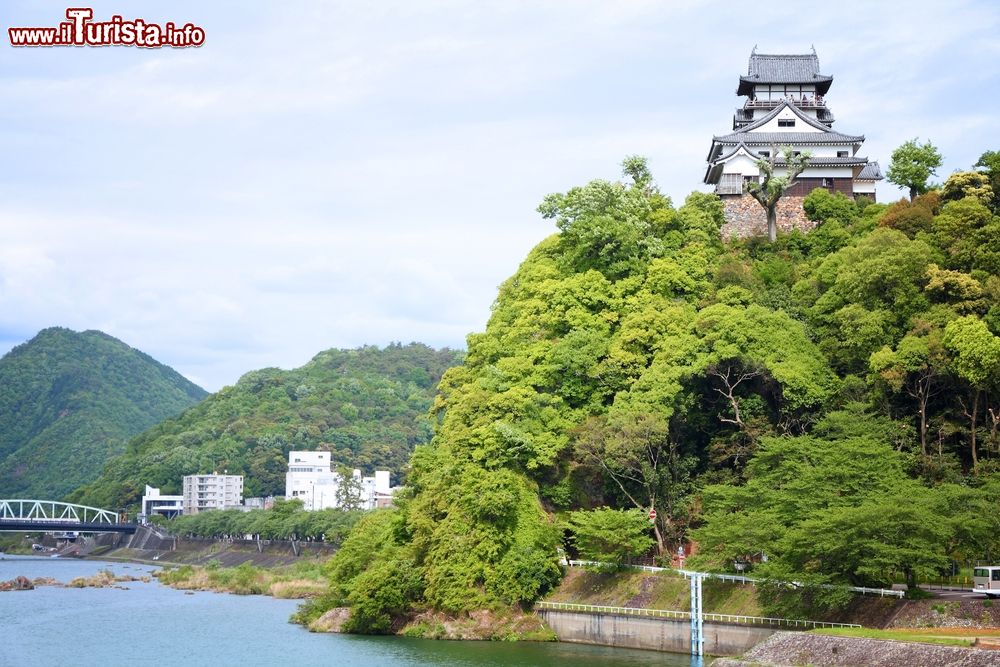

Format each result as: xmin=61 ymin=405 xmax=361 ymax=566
xmin=704 ymin=48 xmax=881 ymax=237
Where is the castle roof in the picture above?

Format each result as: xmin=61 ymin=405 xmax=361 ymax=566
xmin=737 ymin=52 xmax=833 ymax=96
xmin=712 ymin=130 xmax=864 ymax=146
xmin=857 ymin=160 xmax=884 ymax=181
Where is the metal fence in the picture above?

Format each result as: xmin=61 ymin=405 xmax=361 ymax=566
xmin=535 ymin=601 xmax=861 ymax=630
xmin=566 ymin=560 xmax=904 ymax=599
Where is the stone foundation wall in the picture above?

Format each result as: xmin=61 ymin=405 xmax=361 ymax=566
xmin=720 ymin=194 xmax=813 ymax=239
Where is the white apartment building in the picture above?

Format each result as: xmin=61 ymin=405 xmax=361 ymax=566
xmin=182 ymin=473 xmax=244 ymax=515
xmin=284 ymin=451 xmax=391 ymax=510
xmin=139 ymin=485 xmax=183 ymax=522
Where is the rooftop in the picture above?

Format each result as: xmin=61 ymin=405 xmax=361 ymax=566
xmin=712 ymin=130 xmax=864 ymax=145
xmin=858 ymin=161 xmax=884 ymax=180
xmin=738 ymin=50 xmax=834 ymax=96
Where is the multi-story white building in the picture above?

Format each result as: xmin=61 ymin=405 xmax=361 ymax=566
xmin=284 ymin=451 xmax=391 ymax=510
xmin=182 ymin=473 xmax=244 ymax=515
xmin=138 ymin=485 xmax=183 ymax=522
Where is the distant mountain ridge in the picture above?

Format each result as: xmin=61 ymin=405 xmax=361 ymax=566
xmin=70 ymin=343 xmax=463 ymax=510
xmin=0 ymin=327 xmax=208 ymax=499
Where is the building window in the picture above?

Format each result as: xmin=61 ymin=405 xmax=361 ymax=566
xmin=792 ymin=151 xmax=802 ymax=157
xmin=822 ymin=178 xmax=834 ymax=188
xmin=759 ymin=151 xmax=770 ymax=158
xmin=837 ymin=150 xmax=849 ymax=158
xmin=778 ymin=119 xmax=795 ymax=127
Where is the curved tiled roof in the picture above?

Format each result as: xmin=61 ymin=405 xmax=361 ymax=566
xmin=737 ymin=52 xmax=834 ymax=96
xmin=858 ymin=160 xmax=884 ymax=180
xmin=713 ymin=131 xmax=864 ymax=145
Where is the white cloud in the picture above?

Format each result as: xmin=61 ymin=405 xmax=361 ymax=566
xmin=1 ymin=0 xmax=997 ymax=389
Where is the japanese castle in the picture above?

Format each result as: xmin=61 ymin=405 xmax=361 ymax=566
xmin=704 ymin=48 xmax=881 ymax=233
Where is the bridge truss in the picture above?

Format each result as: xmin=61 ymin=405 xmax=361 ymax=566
xmin=0 ymin=499 xmax=120 ymax=525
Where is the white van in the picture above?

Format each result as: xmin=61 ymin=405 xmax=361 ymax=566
xmin=973 ymin=566 xmax=1000 ymax=597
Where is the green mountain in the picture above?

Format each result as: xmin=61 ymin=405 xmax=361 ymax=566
xmin=0 ymin=327 xmax=208 ymax=499
xmin=70 ymin=343 xmax=462 ymax=509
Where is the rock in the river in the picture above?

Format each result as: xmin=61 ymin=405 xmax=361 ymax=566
xmin=0 ymin=576 xmax=35 ymax=591
xmin=309 ymin=607 xmax=351 ymax=633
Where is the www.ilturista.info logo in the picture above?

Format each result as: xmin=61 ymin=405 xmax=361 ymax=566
xmin=8 ymin=8 xmax=205 ymax=48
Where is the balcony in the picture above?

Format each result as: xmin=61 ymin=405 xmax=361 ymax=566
xmin=715 ymin=174 xmax=745 ymax=195
xmin=745 ymin=95 xmax=826 ymax=110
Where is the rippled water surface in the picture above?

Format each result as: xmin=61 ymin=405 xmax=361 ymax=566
xmin=0 ymin=556 xmax=711 ymax=667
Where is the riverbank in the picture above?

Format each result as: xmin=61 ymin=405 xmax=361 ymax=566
xmin=155 ymin=560 xmax=328 ymax=598
xmin=716 ymin=631 xmax=1000 ymax=666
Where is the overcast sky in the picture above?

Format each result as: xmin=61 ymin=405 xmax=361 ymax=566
xmin=2 ymin=1 xmax=998 ymax=391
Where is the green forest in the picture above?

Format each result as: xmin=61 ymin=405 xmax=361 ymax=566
xmin=0 ymin=327 xmax=207 ymax=498
xmin=303 ymin=152 xmax=1000 ymax=632
xmin=70 ymin=343 xmax=461 ymax=509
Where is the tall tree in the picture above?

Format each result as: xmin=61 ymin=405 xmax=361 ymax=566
xmin=943 ymin=316 xmax=1000 ymax=473
xmin=745 ymin=147 xmax=810 ymax=243
xmin=887 ymin=138 xmax=943 ymax=201
xmin=870 ymin=327 xmax=950 ymax=459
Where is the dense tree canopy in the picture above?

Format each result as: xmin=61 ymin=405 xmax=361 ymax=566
xmin=301 ymin=152 xmax=1000 ymax=630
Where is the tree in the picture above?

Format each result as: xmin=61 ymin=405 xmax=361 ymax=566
xmin=573 ymin=414 xmax=693 ymax=555
xmin=887 ymin=138 xmax=943 ymax=201
xmin=941 ymin=171 xmax=994 ymax=208
xmin=567 ymin=507 xmax=655 ymax=566
xmin=745 ymin=147 xmax=811 ymax=242
xmin=974 ymin=150 xmax=1000 ymax=213
xmin=943 ymin=316 xmax=1000 ymax=473
xmin=334 ymin=467 xmax=365 ymax=511
xmin=869 ymin=327 xmax=950 ymax=459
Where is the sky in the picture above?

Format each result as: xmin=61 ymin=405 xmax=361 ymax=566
xmin=1 ymin=0 xmax=998 ymax=391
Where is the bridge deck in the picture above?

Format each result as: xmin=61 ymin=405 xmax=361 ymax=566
xmin=0 ymin=519 xmax=137 ymax=533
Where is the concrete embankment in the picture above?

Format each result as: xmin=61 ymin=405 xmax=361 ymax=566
xmin=715 ymin=631 xmax=1000 ymax=667
xmin=537 ymin=609 xmax=776 ymax=656
xmin=76 ymin=526 xmax=336 ymax=567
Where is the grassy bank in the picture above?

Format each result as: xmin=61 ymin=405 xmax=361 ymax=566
xmin=546 ymin=567 xmax=763 ymax=616
xmin=155 ymin=560 xmax=328 ymax=598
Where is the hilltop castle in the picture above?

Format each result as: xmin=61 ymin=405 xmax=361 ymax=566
xmin=704 ymin=48 xmax=881 ymax=237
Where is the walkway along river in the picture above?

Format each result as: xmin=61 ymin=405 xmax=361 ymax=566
xmin=0 ymin=556 xmax=712 ymax=667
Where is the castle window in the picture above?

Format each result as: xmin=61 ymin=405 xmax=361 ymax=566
xmin=778 ymin=119 xmax=795 ymax=127
xmin=837 ymin=150 xmax=849 ymax=158
xmin=822 ymin=178 xmax=834 ymax=188
xmin=759 ymin=151 xmax=770 ymax=158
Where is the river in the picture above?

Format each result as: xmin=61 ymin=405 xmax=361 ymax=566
xmin=1 ymin=556 xmax=711 ymax=666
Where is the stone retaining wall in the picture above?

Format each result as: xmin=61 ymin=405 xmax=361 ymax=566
xmin=715 ymin=631 xmax=1000 ymax=667
xmin=721 ymin=194 xmax=813 ymax=238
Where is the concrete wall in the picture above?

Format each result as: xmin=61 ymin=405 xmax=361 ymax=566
xmin=537 ymin=609 xmax=777 ymax=657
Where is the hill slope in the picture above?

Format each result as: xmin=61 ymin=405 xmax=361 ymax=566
xmin=70 ymin=343 xmax=462 ymax=509
xmin=0 ymin=327 xmax=208 ymax=499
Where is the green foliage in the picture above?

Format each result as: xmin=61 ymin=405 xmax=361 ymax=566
xmin=309 ymin=156 xmax=1000 ymax=628
xmin=942 ymin=171 xmax=994 ymax=208
xmin=567 ymin=507 xmax=655 ymax=565
xmin=802 ymin=188 xmax=859 ymax=227
xmin=0 ymin=327 xmax=207 ymax=498
xmin=71 ymin=343 xmax=460 ymax=508
xmin=887 ymin=138 xmax=944 ymax=200
xmin=168 ymin=499 xmax=361 ymax=542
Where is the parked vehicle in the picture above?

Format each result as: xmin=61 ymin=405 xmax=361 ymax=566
xmin=973 ymin=566 xmax=1000 ymax=597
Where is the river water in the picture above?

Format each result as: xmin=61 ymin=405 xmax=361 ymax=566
xmin=0 ymin=556 xmax=710 ymax=667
